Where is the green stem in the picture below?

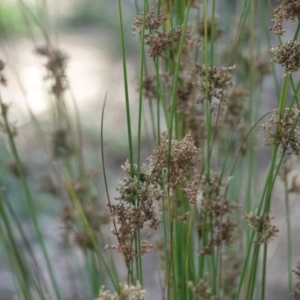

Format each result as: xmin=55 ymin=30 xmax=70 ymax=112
xmin=117 ymin=0 xmax=134 ymax=175
xmin=0 ymin=99 xmax=62 ymax=300
xmin=284 ymin=182 xmax=293 ymax=299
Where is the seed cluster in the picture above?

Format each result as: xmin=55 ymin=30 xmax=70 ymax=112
xmin=0 ymin=59 xmax=7 ymax=86
xmin=197 ymin=173 xmax=237 ymax=255
xmin=132 ymin=7 xmax=168 ymax=34
xmin=271 ymin=0 xmax=300 ymax=35
xmin=188 ymin=278 xmax=216 ymax=300
xmin=270 ymin=41 xmax=300 ymax=76
xmin=261 ymin=110 xmax=300 ymax=155
xmin=133 ymin=8 xmax=195 ymax=58
xmin=193 ymin=63 xmax=235 ymax=103
xmin=96 ymin=282 xmax=145 ymax=300
xmin=59 ymin=171 xmax=109 ymax=250
xmin=35 ymin=45 xmax=68 ymax=99
xmin=148 ymin=134 xmax=200 ymax=189
xmin=108 ymin=135 xmax=200 ymax=264
xmin=244 ymin=212 xmax=279 ymax=245
xmin=221 ymin=84 xmax=248 ymax=128
xmin=107 ymin=161 xmax=163 ymax=264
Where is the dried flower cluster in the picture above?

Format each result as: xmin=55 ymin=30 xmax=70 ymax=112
xmin=292 ymin=261 xmax=300 ymax=299
xmin=61 ymin=203 xmax=106 ymax=250
xmin=198 ymin=17 xmax=223 ymax=42
xmin=141 ymin=69 xmax=206 ymax=146
xmin=39 ymin=174 xmax=60 ymax=196
xmin=188 ymin=278 xmax=216 ymax=300
xmin=0 ymin=64 xmax=15 ymax=136
xmin=196 ymin=172 xmax=237 ymax=255
xmin=270 ymin=41 xmax=300 ymax=76
xmin=142 ymin=73 xmax=158 ymax=100
xmin=96 ymin=282 xmax=145 ymax=300
xmin=51 ymin=127 xmax=73 ymax=158
xmin=60 ymin=171 xmax=109 ymax=250
xmin=220 ymin=84 xmax=248 ymax=127
xmin=271 ymin=0 xmax=300 ymax=35
xmin=261 ymin=109 xmax=300 ymax=155
xmin=279 ymin=156 xmax=300 ymax=193
xmin=146 ymin=25 xmax=194 ymax=58
xmin=193 ymin=64 xmax=235 ymax=103
xmin=107 ymin=160 xmax=163 ymax=264
xmin=5 ymin=161 xmax=29 ymax=177
xmin=240 ymin=51 xmax=271 ymax=84
xmin=148 ymin=134 xmax=200 ymax=189
xmin=0 ymin=59 xmax=7 ymax=86
xmin=133 ymin=8 xmax=195 ymax=58
xmin=221 ymin=248 xmax=243 ymax=299
xmin=35 ymin=45 xmax=68 ymax=99
xmin=0 ymin=103 xmax=18 ymax=136
xmin=132 ymin=7 xmax=168 ymax=34
xmin=244 ymin=212 xmax=279 ymax=244
xmin=108 ymin=135 xmax=200 ymax=264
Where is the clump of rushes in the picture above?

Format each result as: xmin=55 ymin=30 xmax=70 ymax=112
xmin=292 ymin=261 xmax=300 ymax=299
xmin=96 ymin=282 xmax=145 ymax=300
xmin=271 ymin=0 xmax=300 ymax=35
xmin=261 ymin=109 xmax=300 ymax=155
xmin=270 ymin=41 xmax=300 ymax=76
xmin=107 ymin=134 xmax=199 ymax=264
xmin=4 ymin=0 xmax=300 ymax=298
xmin=244 ymin=211 xmax=279 ymax=245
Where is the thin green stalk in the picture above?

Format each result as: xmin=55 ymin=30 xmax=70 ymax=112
xmin=210 ymin=0 xmax=216 ymax=67
xmin=209 ymin=216 xmax=217 ymax=295
xmin=284 ymin=179 xmax=293 ymax=299
xmin=134 ymin=0 xmax=149 ymax=285
xmin=2 ymin=193 xmax=49 ymax=299
xmin=0 ymin=200 xmax=32 ymax=300
xmin=117 ymin=0 xmax=134 ymax=175
xmin=184 ymin=206 xmax=196 ymax=300
xmin=153 ymin=58 xmax=168 ymax=130
xmin=278 ymin=79 xmax=290 ymax=117
xmin=235 ymin=232 xmax=255 ymax=300
xmin=260 ymin=243 xmax=268 ymax=300
xmin=247 ymin=245 xmax=260 ymax=300
xmin=203 ymin=0 xmax=211 ymax=181
xmin=0 ymin=223 xmax=32 ymax=300
xmin=198 ymin=212 xmax=208 ymax=277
